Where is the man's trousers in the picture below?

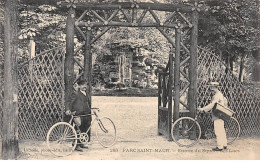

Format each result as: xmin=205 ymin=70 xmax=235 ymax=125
xmin=79 ymin=115 xmax=92 ymax=142
xmin=214 ymin=119 xmax=227 ymax=149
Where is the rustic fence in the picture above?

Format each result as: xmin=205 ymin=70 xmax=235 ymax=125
xmin=0 ymin=46 xmax=260 ymax=140
xmin=17 ymin=47 xmax=65 ymax=140
xmin=197 ymin=47 xmax=260 ymax=136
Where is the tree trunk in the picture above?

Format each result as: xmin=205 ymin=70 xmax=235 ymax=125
xmin=2 ymin=0 xmax=19 ymax=159
xmin=239 ymin=54 xmax=247 ymax=82
xmin=219 ymin=50 xmax=222 ymax=61
xmin=224 ymin=52 xmax=229 ymax=74
xmin=230 ymin=58 xmax=233 ymax=72
xmin=252 ymin=63 xmax=260 ymax=82
xmin=225 ymin=55 xmax=233 ymax=74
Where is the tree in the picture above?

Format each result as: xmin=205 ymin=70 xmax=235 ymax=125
xmin=18 ymin=3 xmax=67 ymax=54
xmin=2 ymin=0 xmax=19 ymax=159
xmin=197 ymin=0 xmax=259 ymax=81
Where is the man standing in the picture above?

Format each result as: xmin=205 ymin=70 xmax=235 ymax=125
xmin=65 ymin=79 xmax=92 ymax=152
xmin=198 ymin=82 xmax=228 ymax=151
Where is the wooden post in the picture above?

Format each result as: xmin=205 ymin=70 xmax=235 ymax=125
xmin=174 ymin=28 xmax=181 ymax=122
xmin=2 ymin=0 xmax=19 ymax=159
xmin=158 ymin=73 xmax=161 ymax=135
xmin=64 ymin=7 xmax=75 ymax=113
xmin=188 ymin=9 xmax=198 ymax=119
xmin=84 ymin=29 xmax=92 ymax=108
xmin=239 ymin=54 xmax=247 ymax=82
xmin=29 ymin=38 xmax=35 ymax=80
xmin=29 ymin=38 xmax=35 ymax=59
xmin=168 ymin=46 xmax=174 ymax=140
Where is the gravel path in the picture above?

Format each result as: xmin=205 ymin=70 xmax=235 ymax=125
xmin=3 ymin=96 xmax=259 ymax=160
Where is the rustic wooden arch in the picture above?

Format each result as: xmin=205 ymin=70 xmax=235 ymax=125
xmin=60 ymin=1 xmax=199 ymax=140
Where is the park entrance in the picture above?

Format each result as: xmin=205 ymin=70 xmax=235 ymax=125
xmin=1 ymin=1 xmax=259 ymax=141
xmin=59 ymin=0 xmax=199 ymax=140
xmin=0 ymin=0 xmax=199 ymax=141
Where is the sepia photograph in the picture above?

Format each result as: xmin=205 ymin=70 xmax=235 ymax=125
xmin=0 ymin=0 xmax=259 ymax=160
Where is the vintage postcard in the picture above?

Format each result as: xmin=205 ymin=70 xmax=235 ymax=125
xmin=0 ymin=0 xmax=259 ymax=160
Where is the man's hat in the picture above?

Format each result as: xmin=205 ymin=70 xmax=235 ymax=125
xmin=209 ymin=82 xmax=219 ymax=87
xmin=77 ymin=79 xmax=88 ymax=85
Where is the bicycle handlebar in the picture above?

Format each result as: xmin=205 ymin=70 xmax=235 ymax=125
xmin=92 ymin=108 xmax=100 ymax=112
xmin=65 ymin=108 xmax=100 ymax=116
xmin=196 ymin=109 xmax=212 ymax=115
xmin=64 ymin=110 xmax=76 ymax=116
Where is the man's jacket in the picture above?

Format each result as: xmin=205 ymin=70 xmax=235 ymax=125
xmin=211 ymin=90 xmax=228 ymax=121
xmin=67 ymin=90 xmax=91 ymax=116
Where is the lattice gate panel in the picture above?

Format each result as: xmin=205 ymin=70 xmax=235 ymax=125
xmin=197 ymin=47 xmax=260 ymax=136
xmin=17 ymin=47 xmax=65 ymax=140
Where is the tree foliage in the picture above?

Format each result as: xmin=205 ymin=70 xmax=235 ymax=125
xmin=199 ymin=0 xmax=259 ymax=81
xmin=1 ymin=0 xmax=259 ymax=81
xmin=199 ymin=0 xmax=259 ymax=54
xmin=18 ymin=3 xmax=67 ymax=56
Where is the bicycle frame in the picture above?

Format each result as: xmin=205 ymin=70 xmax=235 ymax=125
xmin=67 ymin=109 xmax=104 ymax=141
xmin=46 ymin=108 xmax=116 ymax=157
xmin=180 ymin=110 xmax=201 ymax=132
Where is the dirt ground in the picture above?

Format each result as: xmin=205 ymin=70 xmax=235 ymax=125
xmin=1 ymin=96 xmax=260 ymax=160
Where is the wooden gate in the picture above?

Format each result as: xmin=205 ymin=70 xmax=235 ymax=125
xmin=17 ymin=47 xmax=65 ymax=140
xmin=158 ymin=64 xmax=172 ymax=139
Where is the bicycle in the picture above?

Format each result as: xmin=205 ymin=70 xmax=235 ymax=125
xmin=171 ymin=105 xmax=240 ymax=147
xmin=46 ymin=108 xmax=117 ymax=157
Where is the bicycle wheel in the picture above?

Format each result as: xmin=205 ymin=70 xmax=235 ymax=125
xmin=96 ymin=117 xmax=117 ymax=148
xmin=46 ymin=122 xmax=77 ymax=157
xmin=204 ymin=128 xmax=216 ymax=140
xmin=225 ymin=117 xmax=240 ymax=145
xmin=204 ymin=129 xmax=217 ymax=146
xmin=171 ymin=117 xmax=201 ymax=147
